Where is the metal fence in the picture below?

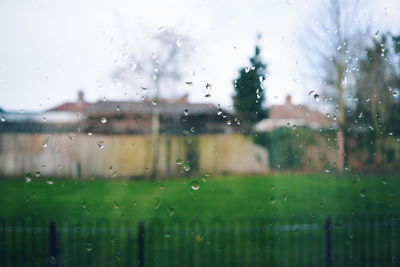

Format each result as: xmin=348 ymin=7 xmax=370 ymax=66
xmin=0 ymin=215 xmax=399 ymax=267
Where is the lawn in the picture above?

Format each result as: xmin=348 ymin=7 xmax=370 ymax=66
xmin=1 ymin=173 xmax=399 ymax=267
xmin=0 ymin=172 xmax=398 ymax=222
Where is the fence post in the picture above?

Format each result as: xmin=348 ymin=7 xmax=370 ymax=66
xmin=49 ymin=220 xmax=58 ymax=267
xmin=325 ymin=216 xmax=333 ymax=267
xmin=138 ymin=220 xmax=145 ymax=267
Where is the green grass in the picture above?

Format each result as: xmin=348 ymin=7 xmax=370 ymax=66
xmin=0 ymin=173 xmax=399 ymax=223
xmin=1 ymin=173 xmax=400 ymax=267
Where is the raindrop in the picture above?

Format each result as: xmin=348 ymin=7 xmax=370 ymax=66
xmin=185 ymin=81 xmax=193 ymax=85
xmin=244 ymin=67 xmax=250 ymax=73
xmin=176 ymin=159 xmax=183 ymax=165
xmin=314 ymin=94 xmax=320 ymax=102
xmin=202 ymin=173 xmax=210 ymax=182
xmin=270 ymin=197 xmax=276 ymax=205
xmin=348 ymin=233 xmax=353 ymax=239
xmin=167 ymin=207 xmax=175 ymax=216
xmin=154 ymin=198 xmax=161 ymax=210
xmin=205 ymin=83 xmax=212 ymax=90
xmin=176 ymin=38 xmax=182 ymax=47
xmin=97 ymin=141 xmax=105 ymax=149
xmin=323 ymin=169 xmax=330 ymax=173
xmin=85 ymin=242 xmax=93 ymax=252
xmin=100 ymin=117 xmax=107 ymax=124
xmin=164 ymin=232 xmax=172 ymax=239
xmin=204 ymin=93 xmax=211 ymax=98
xmin=184 ymin=109 xmax=189 ymax=116
xmin=191 ymin=181 xmax=200 ymax=190
xmin=0 ymin=116 xmax=5 ymax=122
xmin=183 ymin=162 xmax=191 ymax=172
xmin=42 ymin=136 xmax=51 ymax=148
xmin=46 ymin=180 xmax=54 ymax=185
xmin=35 ymin=171 xmax=41 ymax=178
xmin=49 ymin=256 xmax=56 ymax=265
xmin=25 ymin=173 xmax=32 ymax=183
xmin=227 ymin=120 xmax=232 ymax=125
xmin=88 ymin=132 xmax=93 ymax=136
xmin=360 ymin=189 xmax=367 ymax=198
xmin=113 ymin=201 xmax=119 ymax=209
xmin=382 ymin=178 xmax=387 ymax=185
xmin=152 ymin=101 xmax=157 ymax=106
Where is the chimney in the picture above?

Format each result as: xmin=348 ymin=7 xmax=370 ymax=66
xmin=285 ymin=95 xmax=292 ymax=105
xmin=179 ymin=93 xmax=189 ymax=103
xmin=77 ymin=90 xmax=84 ymax=106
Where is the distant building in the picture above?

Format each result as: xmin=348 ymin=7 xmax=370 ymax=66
xmin=1 ymin=91 xmax=235 ymax=134
xmin=256 ymin=95 xmax=333 ymax=131
xmin=85 ymin=94 xmax=233 ymax=134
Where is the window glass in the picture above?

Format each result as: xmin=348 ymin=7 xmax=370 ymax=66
xmin=0 ymin=0 xmax=399 ymax=266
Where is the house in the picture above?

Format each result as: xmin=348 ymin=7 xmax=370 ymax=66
xmin=85 ymin=94 xmax=234 ymax=134
xmin=256 ymin=95 xmax=333 ymax=131
xmin=1 ymin=91 xmax=234 ymax=134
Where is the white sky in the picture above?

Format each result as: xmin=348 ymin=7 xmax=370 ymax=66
xmin=0 ymin=0 xmax=399 ymax=112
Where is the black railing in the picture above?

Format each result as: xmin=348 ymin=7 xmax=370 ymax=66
xmin=0 ymin=215 xmax=399 ymax=267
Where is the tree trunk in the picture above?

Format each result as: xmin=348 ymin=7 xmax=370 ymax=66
xmin=151 ymin=104 xmax=160 ymax=179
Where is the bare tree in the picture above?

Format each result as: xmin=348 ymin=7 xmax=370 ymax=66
xmin=113 ymin=27 xmax=193 ymax=178
xmin=301 ymin=0 xmax=369 ymax=172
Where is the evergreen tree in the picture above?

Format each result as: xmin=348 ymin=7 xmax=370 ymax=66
xmin=233 ymin=43 xmax=268 ymax=131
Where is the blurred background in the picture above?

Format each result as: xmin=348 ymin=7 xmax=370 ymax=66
xmin=0 ymin=0 xmax=400 ymax=266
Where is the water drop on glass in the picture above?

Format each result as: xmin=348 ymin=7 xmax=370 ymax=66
xmin=85 ymin=242 xmax=93 ymax=252
xmin=42 ymin=136 xmax=51 ymax=148
xmin=49 ymin=256 xmax=56 ymax=265
xmin=360 ymin=189 xmax=367 ymax=198
xmin=183 ymin=162 xmax=190 ymax=172
xmin=25 ymin=173 xmax=32 ymax=183
xmin=191 ymin=181 xmax=200 ymax=190
xmin=97 ymin=141 xmax=105 ymax=149
xmin=167 ymin=207 xmax=175 ymax=216
xmin=100 ymin=117 xmax=107 ymax=124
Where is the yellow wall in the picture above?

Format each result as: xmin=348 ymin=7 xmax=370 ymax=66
xmin=0 ymin=133 xmax=269 ymax=178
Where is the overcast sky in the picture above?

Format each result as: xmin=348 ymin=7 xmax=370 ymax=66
xmin=0 ymin=0 xmax=399 ymax=112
